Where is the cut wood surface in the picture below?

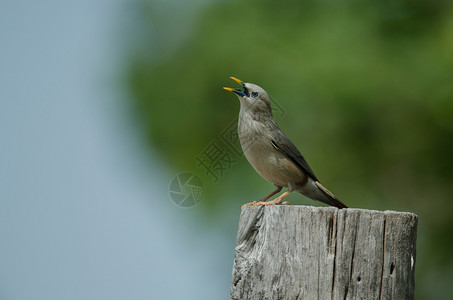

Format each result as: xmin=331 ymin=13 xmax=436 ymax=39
xmin=230 ymin=206 xmax=417 ymax=300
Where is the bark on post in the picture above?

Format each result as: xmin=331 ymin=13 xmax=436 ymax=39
xmin=230 ymin=206 xmax=417 ymax=300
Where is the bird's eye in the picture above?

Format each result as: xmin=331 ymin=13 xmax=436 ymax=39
xmin=252 ymin=92 xmax=258 ymax=97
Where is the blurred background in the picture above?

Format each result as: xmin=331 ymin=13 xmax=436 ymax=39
xmin=1 ymin=0 xmax=452 ymax=299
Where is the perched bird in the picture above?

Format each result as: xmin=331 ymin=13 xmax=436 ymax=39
xmin=223 ymin=77 xmax=347 ymax=209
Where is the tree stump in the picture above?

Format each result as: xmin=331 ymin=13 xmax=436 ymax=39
xmin=230 ymin=206 xmax=417 ymax=300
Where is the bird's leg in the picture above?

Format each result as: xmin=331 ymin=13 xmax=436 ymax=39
xmin=242 ymin=190 xmax=292 ymax=209
xmin=259 ymin=186 xmax=283 ymax=201
xmin=241 ymin=186 xmax=282 ymax=208
xmin=261 ymin=190 xmax=291 ymax=206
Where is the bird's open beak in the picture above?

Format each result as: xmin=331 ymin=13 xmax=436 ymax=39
xmin=230 ymin=77 xmax=242 ymax=85
xmin=223 ymin=76 xmax=249 ymax=97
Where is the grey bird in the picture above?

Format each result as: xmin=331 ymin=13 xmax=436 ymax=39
xmin=224 ymin=77 xmax=347 ymax=209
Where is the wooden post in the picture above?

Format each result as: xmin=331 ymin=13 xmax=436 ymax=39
xmin=230 ymin=206 xmax=417 ymax=300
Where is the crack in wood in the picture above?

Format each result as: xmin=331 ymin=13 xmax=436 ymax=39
xmin=230 ymin=206 xmax=417 ymax=300
xmin=331 ymin=210 xmax=338 ymax=300
xmin=379 ymin=216 xmax=387 ymax=299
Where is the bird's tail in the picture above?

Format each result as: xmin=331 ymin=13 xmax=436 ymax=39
xmin=313 ymin=181 xmax=348 ymax=209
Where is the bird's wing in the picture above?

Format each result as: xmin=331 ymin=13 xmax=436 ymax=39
xmin=270 ymin=130 xmax=319 ymax=182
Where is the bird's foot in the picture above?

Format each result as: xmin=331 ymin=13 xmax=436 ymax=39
xmin=242 ymin=191 xmax=292 ymax=209
xmin=241 ymin=201 xmax=258 ymax=209
xmin=241 ymin=199 xmax=290 ymax=209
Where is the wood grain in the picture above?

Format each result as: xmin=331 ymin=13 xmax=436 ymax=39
xmin=230 ymin=206 xmax=417 ymax=300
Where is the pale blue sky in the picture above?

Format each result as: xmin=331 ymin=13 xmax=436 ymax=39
xmin=0 ymin=1 xmax=232 ymax=299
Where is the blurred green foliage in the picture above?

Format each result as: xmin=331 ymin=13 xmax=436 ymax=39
xmin=126 ymin=0 xmax=453 ymax=298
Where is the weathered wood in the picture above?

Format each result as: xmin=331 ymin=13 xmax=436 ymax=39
xmin=230 ymin=206 xmax=417 ymax=300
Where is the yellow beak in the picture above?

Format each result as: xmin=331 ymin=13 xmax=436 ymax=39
xmin=230 ymin=76 xmax=242 ymax=84
xmin=223 ymin=76 xmax=243 ymax=93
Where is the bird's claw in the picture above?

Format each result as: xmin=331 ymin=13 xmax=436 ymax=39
xmin=241 ymin=200 xmax=291 ymax=209
xmin=241 ymin=201 xmax=257 ymax=210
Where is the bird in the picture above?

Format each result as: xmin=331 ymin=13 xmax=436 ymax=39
xmin=223 ymin=77 xmax=348 ymax=209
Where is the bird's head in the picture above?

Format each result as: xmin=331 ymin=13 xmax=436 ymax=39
xmin=224 ymin=77 xmax=272 ymax=115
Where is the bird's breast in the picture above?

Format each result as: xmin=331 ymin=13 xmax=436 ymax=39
xmin=238 ymin=115 xmax=305 ymax=187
